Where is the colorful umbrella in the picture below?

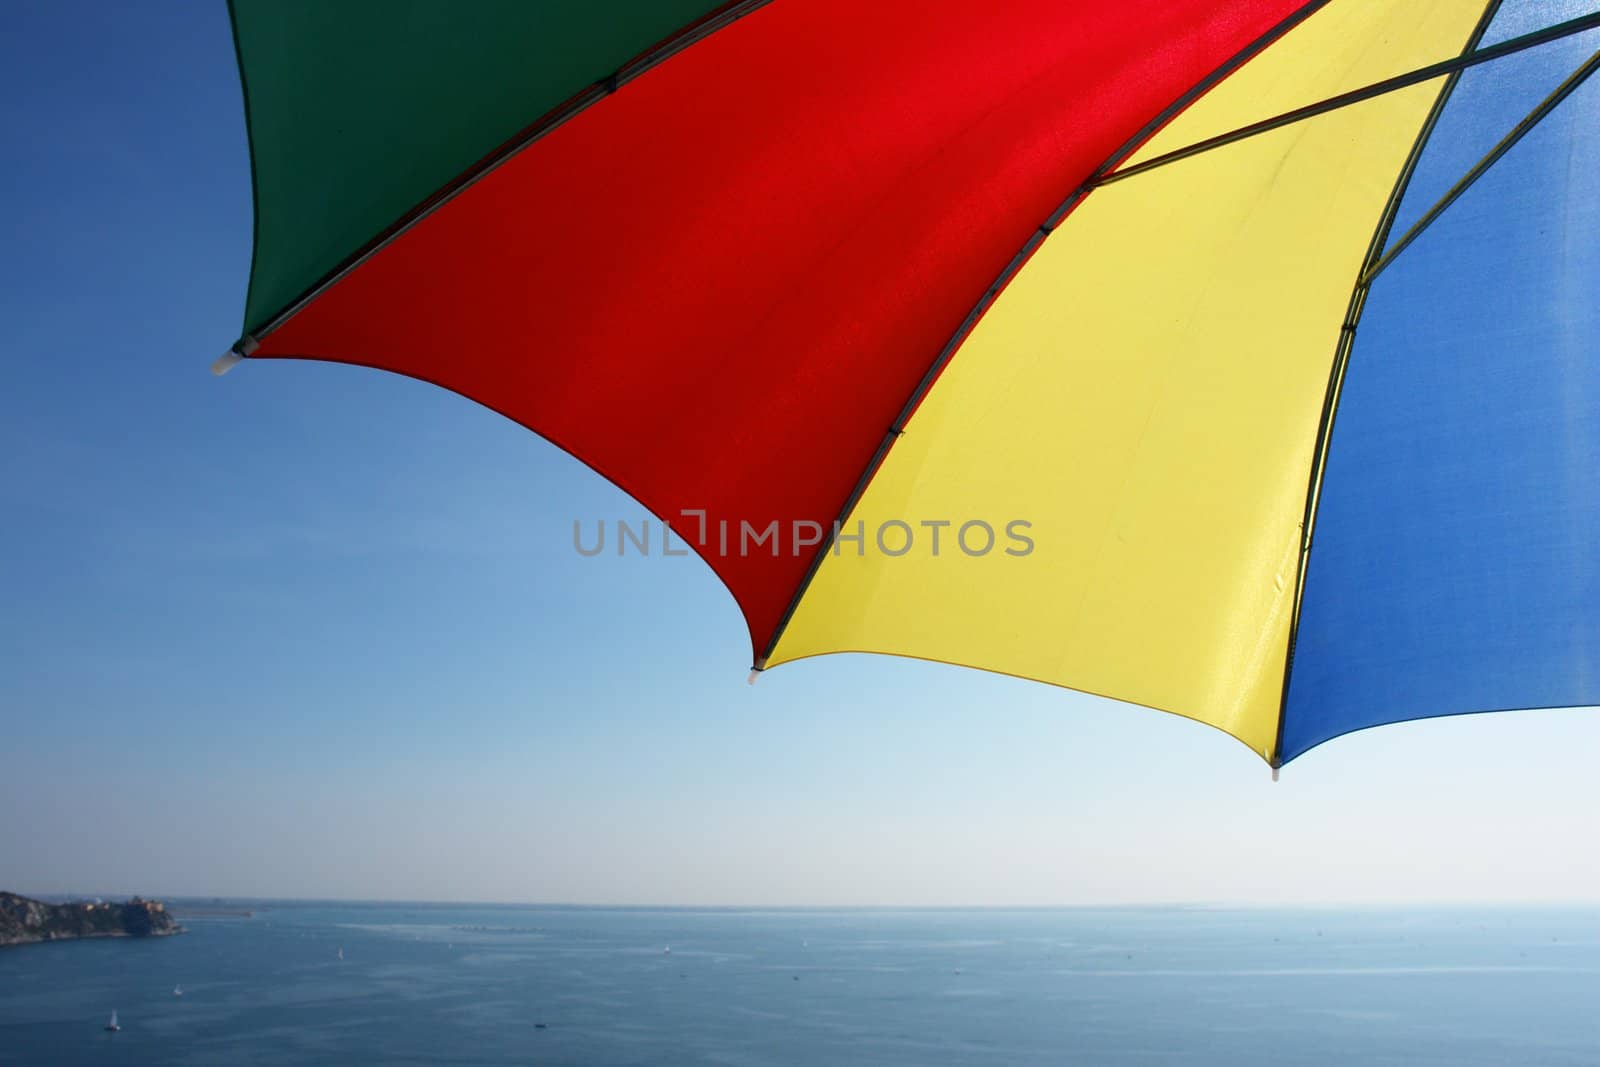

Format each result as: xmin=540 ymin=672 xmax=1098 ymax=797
xmin=218 ymin=0 xmax=1600 ymax=769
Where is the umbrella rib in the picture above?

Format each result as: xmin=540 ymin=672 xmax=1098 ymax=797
xmin=753 ymin=0 xmax=1337 ymax=670
xmin=1277 ymin=27 xmax=1600 ymax=766
xmin=1273 ymin=0 xmax=1505 ymax=770
xmin=1361 ymin=47 xmax=1600 ymax=285
xmin=1096 ymin=10 xmax=1600 ymax=187
xmin=230 ymin=0 xmax=773 ymax=352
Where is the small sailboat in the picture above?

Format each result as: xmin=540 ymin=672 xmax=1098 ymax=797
xmin=173 ymin=984 xmax=183 ymax=997
xmin=104 ymin=1010 xmax=120 ymax=1032
xmin=337 ymin=947 xmax=344 ymax=961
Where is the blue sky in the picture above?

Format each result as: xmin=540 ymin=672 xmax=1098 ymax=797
xmin=2 ymin=2 xmax=1597 ymax=906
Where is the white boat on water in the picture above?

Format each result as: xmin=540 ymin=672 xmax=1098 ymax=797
xmin=337 ymin=947 xmax=344 ymax=961
xmin=174 ymin=985 xmax=183 ymax=997
xmin=104 ymin=1010 xmax=120 ymax=1032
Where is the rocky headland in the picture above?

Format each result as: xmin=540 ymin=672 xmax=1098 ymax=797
xmin=0 ymin=891 xmax=182 ymax=946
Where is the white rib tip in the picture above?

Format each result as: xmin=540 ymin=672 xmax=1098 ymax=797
xmin=1271 ymin=766 xmax=1280 ymax=783
xmin=211 ymin=349 xmax=244 ymax=376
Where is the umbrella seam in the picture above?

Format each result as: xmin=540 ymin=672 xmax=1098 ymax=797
xmin=1279 ymin=45 xmax=1600 ymax=764
xmin=229 ymin=0 xmax=774 ymax=346
xmin=1275 ymin=0 xmax=1504 ymax=769
xmin=756 ymin=0 xmax=1336 ymax=673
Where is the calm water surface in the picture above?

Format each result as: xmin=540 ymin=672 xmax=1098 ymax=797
xmin=1 ymin=905 xmax=1596 ymax=1065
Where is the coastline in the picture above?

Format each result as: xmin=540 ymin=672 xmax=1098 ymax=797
xmin=0 ymin=892 xmax=183 ymax=948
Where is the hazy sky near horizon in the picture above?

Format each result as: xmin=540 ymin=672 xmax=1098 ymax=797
xmin=3 ymin=2 xmax=1599 ymax=907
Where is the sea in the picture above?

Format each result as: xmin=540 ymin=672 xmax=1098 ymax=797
xmin=1 ymin=904 xmax=1596 ymax=1065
